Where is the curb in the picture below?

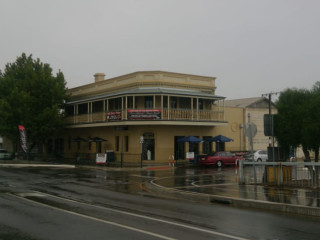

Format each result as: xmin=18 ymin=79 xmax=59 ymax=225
xmin=145 ymin=181 xmax=320 ymax=217
xmin=0 ymin=163 xmax=75 ymax=168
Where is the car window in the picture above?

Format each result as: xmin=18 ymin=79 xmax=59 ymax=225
xmin=208 ymin=152 xmax=218 ymax=156
xmin=261 ymin=150 xmax=267 ymax=154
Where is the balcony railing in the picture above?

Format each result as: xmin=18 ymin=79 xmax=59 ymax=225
xmin=65 ymin=108 xmax=224 ymax=125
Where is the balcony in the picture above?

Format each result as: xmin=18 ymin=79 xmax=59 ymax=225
xmin=65 ymin=108 xmax=225 ymax=126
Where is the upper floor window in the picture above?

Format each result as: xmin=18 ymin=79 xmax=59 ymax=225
xmin=65 ymin=105 xmax=74 ymax=116
xmin=127 ymin=96 xmax=134 ymax=109
xmin=78 ymin=103 xmax=88 ymax=114
xmin=163 ymin=96 xmax=168 ymax=108
xmin=109 ymin=98 xmax=122 ymax=111
xmin=145 ymin=96 xmax=153 ymax=109
xmin=180 ymin=97 xmax=191 ymax=109
xmin=199 ymin=99 xmax=203 ymax=110
xmin=92 ymin=101 xmax=103 ymax=113
xmin=171 ymin=97 xmax=177 ymax=109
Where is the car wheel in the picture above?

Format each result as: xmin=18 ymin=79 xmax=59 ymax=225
xmin=257 ymin=158 xmax=262 ymax=162
xmin=217 ymin=160 xmax=222 ymax=167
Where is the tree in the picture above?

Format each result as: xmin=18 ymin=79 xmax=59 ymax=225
xmin=275 ymin=83 xmax=320 ymax=161
xmin=0 ymin=53 xmax=69 ymax=154
xmin=304 ymin=82 xmax=320 ymax=162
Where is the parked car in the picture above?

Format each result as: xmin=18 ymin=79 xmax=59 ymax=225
xmin=243 ymin=152 xmax=254 ymax=161
xmin=244 ymin=150 xmax=268 ymax=162
xmin=254 ymin=150 xmax=268 ymax=162
xmin=0 ymin=149 xmax=12 ymax=160
xmin=198 ymin=151 xmax=243 ymax=167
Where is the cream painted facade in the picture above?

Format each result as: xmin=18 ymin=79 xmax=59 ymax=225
xmin=62 ymin=71 xmax=231 ymax=164
xmin=222 ymin=97 xmax=277 ymax=152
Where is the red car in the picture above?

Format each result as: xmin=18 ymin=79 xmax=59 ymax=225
xmin=199 ymin=151 xmax=243 ymax=167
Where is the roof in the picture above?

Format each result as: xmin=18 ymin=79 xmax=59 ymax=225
xmin=67 ymin=87 xmax=225 ymax=104
xmin=224 ymin=97 xmax=276 ymax=109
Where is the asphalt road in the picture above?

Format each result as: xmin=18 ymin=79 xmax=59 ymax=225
xmin=0 ymin=165 xmax=319 ymax=240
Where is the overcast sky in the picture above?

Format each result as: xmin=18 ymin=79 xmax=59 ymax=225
xmin=1 ymin=0 xmax=319 ymax=99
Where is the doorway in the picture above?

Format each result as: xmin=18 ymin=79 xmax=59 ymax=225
xmin=174 ymin=136 xmax=185 ymax=160
xmin=142 ymin=132 xmax=154 ymax=160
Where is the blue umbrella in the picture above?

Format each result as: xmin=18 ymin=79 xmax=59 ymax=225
xmin=177 ymin=136 xmax=204 ymax=143
xmin=207 ymin=135 xmax=233 ymax=142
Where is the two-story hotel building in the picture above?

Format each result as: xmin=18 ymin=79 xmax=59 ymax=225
xmin=63 ymin=71 xmax=227 ymax=164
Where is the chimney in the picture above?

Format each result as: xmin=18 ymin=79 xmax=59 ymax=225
xmin=94 ymin=73 xmax=106 ymax=83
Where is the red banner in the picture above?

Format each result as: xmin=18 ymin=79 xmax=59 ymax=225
xmin=18 ymin=125 xmax=28 ymax=153
xmin=106 ymin=112 xmax=121 ymax=121
xmin=128 ymin=109 xmax=161 ymax=120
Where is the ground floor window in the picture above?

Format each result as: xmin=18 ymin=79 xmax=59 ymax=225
xmin=125 ymin=136 xmax=129 ymax=152
xmin=216 ymin=142 xmax=225 ymax=152
xmin=116 ymin=136 xmax=129 ymax=153
xmin=116 ymin=136 xmax=120 ymax=151
xmin=202 ymin=136 xmax=212 ymax=154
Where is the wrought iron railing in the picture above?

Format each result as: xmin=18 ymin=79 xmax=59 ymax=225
xmin=65 ymin=108 xmax=224 ymax=125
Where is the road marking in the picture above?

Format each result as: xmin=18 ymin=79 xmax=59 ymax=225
xmin=24 ymin=191 xmax=250 ymax=240
xmin=9 ymin=193 xmax=178 ymax=240
xmin=191 ymin=182 xmax=237 ymax=187
xmin=0 ymin=164 xmax=75 ymax=168
xmin=130 ymin=174 xmax=157 ymax=179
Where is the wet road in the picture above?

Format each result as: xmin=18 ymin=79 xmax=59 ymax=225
xmin=0 ymin=165 xmax=320 ymax=239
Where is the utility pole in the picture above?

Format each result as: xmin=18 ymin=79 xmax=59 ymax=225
xmin=262 ymin=92 xmax=280 ymax=161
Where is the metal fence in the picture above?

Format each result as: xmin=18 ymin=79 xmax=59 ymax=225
xmin=238 ymin=161 xmax=320 ymax=188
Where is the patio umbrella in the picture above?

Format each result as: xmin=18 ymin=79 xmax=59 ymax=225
xmin=88 ymin=137 xmax=107 ymax=142
xmin=177 ymin=136 xmax=203 ymax=143
xmin=73 ymin=137 xmax=87 ymax=153
xmin=73 ymin=137 xmax=87 ymax=142
xmin=88 ymin=137 xmax=107 ymax=153
xmin=207 ymin=135 xmax=233 ymax=142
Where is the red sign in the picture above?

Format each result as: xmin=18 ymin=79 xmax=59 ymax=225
xmin=18 ymin=125 xmax=28 ymax=153
xmin=106 ymin=112 xmax=121 ymax=121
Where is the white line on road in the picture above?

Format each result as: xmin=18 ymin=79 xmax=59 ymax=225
xmin=27 ymin=191 xmax=250 ymax=240
xmin=9 ymin=193 xmax=178 ymax=240
xmin=0 ymin=164 xmax=75 ymax=168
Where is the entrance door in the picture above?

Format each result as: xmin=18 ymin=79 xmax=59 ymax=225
xmin=174 ymin=136 xmax=185 ymax=160
xmin=142 ymin=132 xmax=154 ymax=160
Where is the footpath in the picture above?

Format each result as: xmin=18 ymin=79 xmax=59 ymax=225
xmin=1 ymin=160 xmax=320 ymax=217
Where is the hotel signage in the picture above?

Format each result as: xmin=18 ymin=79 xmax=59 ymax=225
xmin=106 ymin=111 xmax=121 ymax=121
xmin=128 ymin=109 xmax=161 ymax=120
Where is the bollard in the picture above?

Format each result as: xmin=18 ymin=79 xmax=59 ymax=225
xmin=238 ymin=159 xmax=244 ymax=184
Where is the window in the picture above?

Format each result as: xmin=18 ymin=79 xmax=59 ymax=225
xmin=127 ymin=96 xmax=133 ymax=109
xmin=163 ymin=96 xmax=168 ymax=108
xmin=171 ymin=97 xmax=177 ymax=109
xmin=92 ymin=101 xmax=103 ymax=113
xmin=179 ymin=97 xmax=191 ymax=109
xmin=109 ymin=98 xmax=122 ymax=111
xmin=145 ymin=96 xmax=153 ymax=109
xmin=199 ymin=99 xmax=203 ymax=110
xmin=202 ymin=136 xmax=212 ymax=154
xmin=78 ymin=103 xmax=88 ymax=114
xmin=116 ymin=136 xmax=120 ymax=152
xmin=125 ymin=136 xmax=129 ymax=152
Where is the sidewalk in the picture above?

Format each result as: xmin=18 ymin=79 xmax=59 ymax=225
xmin=145 ymin=170 xmax=320 ymax=217
xmin=2 ymin=160 xmax=320 ymax=217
